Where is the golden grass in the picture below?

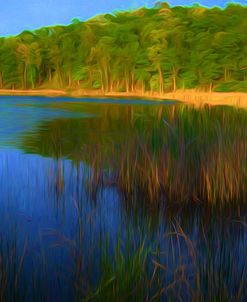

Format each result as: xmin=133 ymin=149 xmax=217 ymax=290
xmin=1 ymin=88 xmax=247 ymax=109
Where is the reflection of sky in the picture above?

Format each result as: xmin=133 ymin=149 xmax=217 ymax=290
xmin=0 ymin=96 xmax=174 ymax=148
xmin=0 ymin=96 xmax=94 ymax=147
xmin=0 ymin=148 xmax=123 ymax=300
xmin=0 ymin=147 xmax=246 ymax=300
xmin=0 ymin=96 xmax=246 ymax=300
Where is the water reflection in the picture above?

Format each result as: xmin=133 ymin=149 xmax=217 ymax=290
xmin=0 ymin=97 xmax=246 ymax=301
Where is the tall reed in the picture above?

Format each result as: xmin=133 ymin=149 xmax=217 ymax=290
xmin=85 ymin=104 xmax=247 ymax=205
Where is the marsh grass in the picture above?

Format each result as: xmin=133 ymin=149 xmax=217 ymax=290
xmin=21 ymin=103 xmax=247 ymax=205
xmin=82 ymin=218 xmax=247 ymax=302
xmin=0 ymin=195 xmax=246 ymax=301
xmin=14 ymin=102 xmax=247 ymax=301
xmin=83 ymin=238 xmax=150 ymax=302
xmin=0 ymin=233 xmax=28 ymax=302
xmin=81 ymin=104 xmax=247 ymax=205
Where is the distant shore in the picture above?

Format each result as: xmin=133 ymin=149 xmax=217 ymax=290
xmin=0 ymin=89 xmax=247 ymax=108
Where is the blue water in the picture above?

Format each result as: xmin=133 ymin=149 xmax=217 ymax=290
xmin=0 ymin=96 xmax=246 ymax=301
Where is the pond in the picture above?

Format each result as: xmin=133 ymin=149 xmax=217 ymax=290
xmin=0 ymin=96 xmax=246 ymax=301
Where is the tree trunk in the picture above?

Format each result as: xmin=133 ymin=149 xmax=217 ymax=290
xmin=49 ymin=68 xmax=52 ymax=81
xmin=68 ymin=73 xmax=72 ymax=88
xmin=0 ymin=72 xmax=3 ymax=89
xmin=131 ymin=72 xmax=135 ymax=92
xmin=56 ymin=65 xmax=63 ymax=88
xmin=125 ymin=76 xmax=129 ymax=93
xmin=88 ymin=68 xmax=93 ymax=88
xmin=24 ymin=63 xmax=27 ymax=89
xmin=103 ymin=64 xmax=109 ymax=92
xmin=142 ymin=80 xmax=145 ymax=95
xmin=38 ymin=74 xmax=41 ymax=86
xmin=99 ymin=68 xmax=104 ymax=92
xmin=224 ymin=68 xmax=227 ymax=81
xmin=172 ymin=66 xmax=176 ymax=92
xmin=158 ymin=65 xmax=164 ymax=95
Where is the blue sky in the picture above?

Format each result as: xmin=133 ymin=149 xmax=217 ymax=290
xmin=0 ymin=1 xmax=246 ymax=36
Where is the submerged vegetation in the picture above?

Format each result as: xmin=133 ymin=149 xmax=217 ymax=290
xmin=21 ymin=103 xmax=247 ymax=205
xmin=0 ymin=97 xmax=246 ymax=301
xmin=1 ymin=3 xmax=247 ymax=93
xmin=83 ymin=218 xmax=247 ymax=302
xmin=0 ymin=210 xmax=246 ymax=301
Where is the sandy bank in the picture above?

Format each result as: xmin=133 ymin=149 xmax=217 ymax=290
xmin=0 ymin=89 xmax=67 ymax=97
xmin=0 ymin=89 xmax=247 ymax=108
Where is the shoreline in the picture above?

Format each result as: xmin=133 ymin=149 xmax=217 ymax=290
xmin=0 ymin=89 xmax=247 ymax=108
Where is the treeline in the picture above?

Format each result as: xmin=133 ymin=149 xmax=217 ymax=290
xmin=1 ymin=2 xmax=247 ymax=93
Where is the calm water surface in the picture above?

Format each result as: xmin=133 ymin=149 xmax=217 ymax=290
xmin=0 ymin=96 xmax=246 ymax=301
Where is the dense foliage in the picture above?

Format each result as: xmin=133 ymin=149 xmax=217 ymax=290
xmin=1 ymin=3 xmax=247 ymax=92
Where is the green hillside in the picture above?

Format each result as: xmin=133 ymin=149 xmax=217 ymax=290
xmin=0 ymin=2 xmax=247 ymax=93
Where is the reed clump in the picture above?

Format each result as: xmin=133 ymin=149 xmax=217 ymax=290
xmin=94 ymin=105 xmax=247 ymax=205
xmin=21 ymin=103 xmax=247 ymax=205
xmin=83 ymin=218 xmax=247 ymax=302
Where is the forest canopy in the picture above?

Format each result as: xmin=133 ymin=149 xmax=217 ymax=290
xmin=0 ymin=2 xmax=247 ymax=93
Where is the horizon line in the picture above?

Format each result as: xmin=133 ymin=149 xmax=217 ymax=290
xmin=0 ymin=1 xmax=246 ymax=38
